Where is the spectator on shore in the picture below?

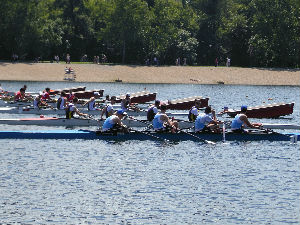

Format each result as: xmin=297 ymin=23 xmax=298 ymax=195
xmin=66 ymin=54 xmax=70 ymax=64
xmin=215 ymin=57 xmax=218 ymax=67
xmin=226 ymin=57 xmax=231 ymax=67
xmin=54 ymin=55 xmax=59 ymax=63
xmin=183 ymin=58 xmax=187 ymax=66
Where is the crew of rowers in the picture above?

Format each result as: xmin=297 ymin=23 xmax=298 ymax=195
xmin=13 ymin=86 xmax=261 ymax=133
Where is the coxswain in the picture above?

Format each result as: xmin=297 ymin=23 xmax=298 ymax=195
xmin=100 ymin=96 xmax=117 ymax=120
xmin=14 ymin=88 xmax=26 ymax=101
xmin=41 ymin=88 xmax=52 ymax=101
xmin=66 ymin=97 xmax=88 ymax=119
xmin=195 ymin=106 xmax=222 ymax=133
xmin=83 ymin=92 xmax=101 ymax=110
xmin=152 ymin=103 xmax=178 ymax=132
xmin=102 ymin=109 xmax=128 ymax=132
xmin=231 ymin=105 xmax=261 ymax=133
xmin=188 ymin=100 xmax=201 ymax=122
xmin=121 ymin=93 xmax=132 ymax=111
xmin=57 ymin=91 xmax=67 ymax=110
xmin=147 ymin=100 xmax=160 ymax=122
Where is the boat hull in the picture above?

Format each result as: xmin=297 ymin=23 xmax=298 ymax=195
xmin=0 ymin=130 xmax=298 ymax=142
xmin=0 ymin=117 xmax=193 ymax=128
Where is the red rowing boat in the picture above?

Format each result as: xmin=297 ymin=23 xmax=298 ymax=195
xmin=226 ymin=102 xmax=294 ymax=118
xmin=165 ymin=96 xmax=209 ymax=110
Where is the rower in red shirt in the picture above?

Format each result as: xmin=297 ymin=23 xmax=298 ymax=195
xmin=14 ymin=88 xmax=26 ymax=101
xmin=67 ymin=90 xmax=75 ymax=102
xmin=41 ymin=88 xmax=52 ymax=101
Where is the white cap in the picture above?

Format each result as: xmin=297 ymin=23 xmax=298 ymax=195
xmin=94 ymin=92 xmax=100 ymax=96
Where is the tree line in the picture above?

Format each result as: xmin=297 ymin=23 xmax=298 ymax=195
xmin=0 ymin=0 xmax=299 ymax=67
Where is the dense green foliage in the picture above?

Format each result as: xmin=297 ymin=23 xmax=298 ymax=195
xmin=0 ymin=0 xmax=299 ymax=67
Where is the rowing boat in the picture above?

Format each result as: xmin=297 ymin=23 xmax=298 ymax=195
xmin=0 ymin=117 xmax=299 ymax=130
xmin=0 ymin=117 xmax=192 ymax=128
xmin=0 ymin=107 xmax=189 ymax=117
xmin=0 ymin=129 xmax=298 ymax=142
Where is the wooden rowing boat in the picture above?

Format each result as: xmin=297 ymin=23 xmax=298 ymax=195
xmin=0 ymin=129 xmax=298 ymax=142
xmin=115 ymin=91 xmax=157 ymax=104
xmin=225 ymin=102 xmax=294 ymax=118
xmin=165 ymin=96 xmax=209 ymax=110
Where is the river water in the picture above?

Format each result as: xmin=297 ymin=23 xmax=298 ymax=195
xmin=0 ymin=81 xmax=299 ymax=224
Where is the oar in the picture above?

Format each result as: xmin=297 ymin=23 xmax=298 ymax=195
xmin=127 ymin=127 xmax=170 ymax=142
xmin=127 ymin=115 xmax=153 ymax=129
xmin=178 ymin=129 xmax=216 ymax=144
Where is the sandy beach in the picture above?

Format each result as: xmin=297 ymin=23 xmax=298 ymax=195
xmin=0 ymin=62 xmax=299 ymax=86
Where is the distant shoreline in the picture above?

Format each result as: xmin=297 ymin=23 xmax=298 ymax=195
xmin=0 ymin=62 xmax=299 ymax=86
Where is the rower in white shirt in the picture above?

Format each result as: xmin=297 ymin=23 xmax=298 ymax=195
xmin=100 ymin=96 xmax=117 ymax=120
xmin=195 ymin=106 xmax=222 ymax=133
xmin=83 ymin=92 xmax=101 ymax=110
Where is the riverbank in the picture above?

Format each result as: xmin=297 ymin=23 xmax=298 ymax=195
xmin=0 ymin=62 xmax=299 ymax=85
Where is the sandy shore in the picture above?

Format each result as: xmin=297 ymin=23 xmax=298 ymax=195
xmin=0 ymin=62 xmax=299 ymax=85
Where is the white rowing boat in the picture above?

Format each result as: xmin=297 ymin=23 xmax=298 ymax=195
xmin=0 ymin=117 xmax=192 ymax=128
xmin=0 ymin=106 xmax=189 ymax=117
xmin=0 ymin=116 xmax=298 ymax=130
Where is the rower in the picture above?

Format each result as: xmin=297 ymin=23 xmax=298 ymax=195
xmin=195 ymin=106 xmax=222 ymax=133
xmin=121 ymin=93 xmax=131 ymax=111
xmin=33 ymin=93 xmax=50 ymax=109
xmin=66 ymin=97 xmax=88 ymax=119
xmin=147 ymin=100 xmax=160 ymax=122
xmin=83 ymin=92 xmax=101 ymax=110
xmin=153 ymin=103 xmax=178 ymax=132
xmin=100 ymin=96 xmax=116 ymax=120
xmin=102 ymin=109 xmax=128 ymax=132
xmin=14 ymin=88 xmax=26 ymax=101
xmin=41 ymin=88 xmax=52 ymax=101
xmin=231 ymin=105 xmax=261 ymax=133
xmin=188 ymin=100 xmax=201 ymax=122
xmin=57 ymin=91 xmax=67 ymax=110
xmin=67 ymin=90 xmax=75 ymax=102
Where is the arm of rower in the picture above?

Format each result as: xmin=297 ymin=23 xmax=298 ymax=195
xmin=82 ymin=97 xmax=93 ymax=106
xmin=240 ymin=115 xmax=257 ymax=128
xmin=112 ymin=117 xmax=123 ymax=126
xmin=100 ymin=106 xmax=107 ymax=119
xmin=75 ymin=107 xmax=88 ymax=117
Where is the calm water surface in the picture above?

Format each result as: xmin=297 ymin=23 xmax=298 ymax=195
xmin=0 ymin=81 xmax=299 ymax=224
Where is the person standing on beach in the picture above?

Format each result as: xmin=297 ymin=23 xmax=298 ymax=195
xmin=226 ymin=57 xmax=231 ymax=67
xmin=66 ymin=54 xmax=70 ymax=64
xmin=215 ymin=57 xmax=218 ymax=67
